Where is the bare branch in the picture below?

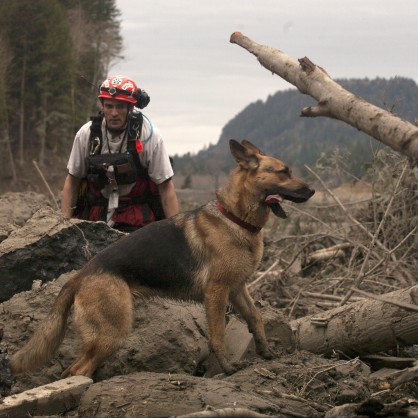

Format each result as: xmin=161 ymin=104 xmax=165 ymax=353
xmin=350 ymin=287 xmax=418 ymax=312
xmin=230 ymin=32 xmax=418 ymax=161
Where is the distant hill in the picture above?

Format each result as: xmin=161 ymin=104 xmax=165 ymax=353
xmin=172 ymin=77 xmax=418 ymax=178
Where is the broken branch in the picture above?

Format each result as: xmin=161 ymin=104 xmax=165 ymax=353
xmin=230 ymin=32 xmax=418 ymax=161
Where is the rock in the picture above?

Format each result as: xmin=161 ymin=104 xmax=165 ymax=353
xmin=0 ymin=224 xmax=16 ymax=244
xmin=0 ymin=192 xmax=49 ymax=227
xmin=0 ymin=341 xmax=12 ymax=398
xmin=78 ymin=372 xmax=280 ymax=418
xmin=0 ymin=207 xmax=125 ymax=302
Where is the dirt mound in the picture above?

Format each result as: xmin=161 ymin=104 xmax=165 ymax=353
xmin=1 ymin=273 xmax=373 ymax=417
xmin=0 ymin=192 xmax=50 ymax=242
xmin=0 ymin=192 xmax=49 ymax=227
xmin=0 ymin=191 xmax=417 ymax=417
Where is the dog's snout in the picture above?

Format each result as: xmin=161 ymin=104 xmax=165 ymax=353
xmin=300 ymin=186 xmax=315 ymax=201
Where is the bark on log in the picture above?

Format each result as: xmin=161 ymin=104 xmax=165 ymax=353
xmin=291 ymin=285 xmax=418 ymax=356
xmin=230 ymin=32 xmax=418 ymax=161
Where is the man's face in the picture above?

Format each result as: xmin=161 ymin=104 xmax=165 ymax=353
xmin=102 ymin=99 xmax=130 ymax=130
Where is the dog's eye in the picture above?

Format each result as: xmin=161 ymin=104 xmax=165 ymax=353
xmin=277 ymin=167 xmax=291 ymax=177
xmin=264 ymin=166 xmax=292 ymax=177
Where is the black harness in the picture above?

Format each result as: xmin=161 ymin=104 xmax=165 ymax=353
xmin=75 ymin=111 xmax=165 ymax=227
xmin=87 ymin=110 xmax=147 ymax=189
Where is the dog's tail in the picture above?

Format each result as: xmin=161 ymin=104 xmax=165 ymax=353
xmin=10 ymin=277 xmax=78 ymax=374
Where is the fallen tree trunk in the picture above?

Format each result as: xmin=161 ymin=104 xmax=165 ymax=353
xmin=230 ymin=32 xmax=418 ymax=161
xmin=304 ymin=242 xmax=351 ymax=264
xmin=206 ymin=286 xmax=418 ymax=376
xmin=291 ymin=285 xmax=418 ymax=356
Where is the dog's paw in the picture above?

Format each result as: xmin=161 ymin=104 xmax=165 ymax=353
xmin=222 ymin=362 xmax=239 ymax=375
xmin=220 ymin=359 xmax=253 ymax=375
xmin=258 ymin=346 xmax=278 ymax=360
xmin=233 ymin=359 xmax=252 ymax=371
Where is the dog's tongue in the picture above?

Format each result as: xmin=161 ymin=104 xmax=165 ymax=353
xmin=265 ymin=194 xmax=287 ymax=219
xmin=265 ymin=194 xmax=284 ymax=204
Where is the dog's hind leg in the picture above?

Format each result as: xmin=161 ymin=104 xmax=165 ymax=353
xmin=61 ymin=273 xmax=133 ymax=378
xmin=229 ymin=286 xmax=275 ymax=360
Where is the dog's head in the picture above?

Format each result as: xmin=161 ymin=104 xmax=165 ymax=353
xmin=229 ymin=139 xmax=315 ymax=218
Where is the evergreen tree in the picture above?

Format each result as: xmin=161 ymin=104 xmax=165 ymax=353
xmin=0 ymin=0 xmax=73 ymax=165
xmin=0 ymin=0 xmax=122 ymax=182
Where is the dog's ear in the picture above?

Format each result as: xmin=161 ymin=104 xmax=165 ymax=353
xmin=229 ymin=139 xmax=260 ymax=170
xmin=241 ymin=140 xmax=264 ymax=156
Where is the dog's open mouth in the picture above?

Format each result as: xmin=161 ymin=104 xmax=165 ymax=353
xmin=265 ymin=187 xmax=315 ymax=219
xmin=265 ymin=194 xmax=287 ymax=218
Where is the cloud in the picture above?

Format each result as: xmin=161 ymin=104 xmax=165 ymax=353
xmin=114 ymin=0 xmax=418 ymax=156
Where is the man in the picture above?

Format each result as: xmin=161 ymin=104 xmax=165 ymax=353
xmin=61 ymin=75 xmax=179 ymax=231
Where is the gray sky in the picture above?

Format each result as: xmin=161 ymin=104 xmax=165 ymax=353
xmin=112 ymin=0 xmax=418 ymax=156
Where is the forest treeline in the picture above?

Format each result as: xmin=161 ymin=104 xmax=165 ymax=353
xmin=173 ymin=77 xmax=418 ymax=182
xmin=0 ymin=0 xmax=122 ymax=184
xmin=1 ymin=1 xmax=417 ymax=191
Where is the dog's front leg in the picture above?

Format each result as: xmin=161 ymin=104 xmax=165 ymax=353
xmin=204 ymin=282 xmax=236 ymax=375
xmin=230 ymin=286 xmax=276 ymax=360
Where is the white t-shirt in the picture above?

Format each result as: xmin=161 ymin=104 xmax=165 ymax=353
xmin=67 ymin=113 xmax=174 ymax=198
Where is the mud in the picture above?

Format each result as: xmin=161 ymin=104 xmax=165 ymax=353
xmin=0 ymin=192 xmax=417 ymax=417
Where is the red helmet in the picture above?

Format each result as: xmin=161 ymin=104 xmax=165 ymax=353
xmin=98 ymin=75 xmax=138 ymax=104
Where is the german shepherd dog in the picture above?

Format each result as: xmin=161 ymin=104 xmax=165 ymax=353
xmin=10 ymin=140 xmax=314 ymax=377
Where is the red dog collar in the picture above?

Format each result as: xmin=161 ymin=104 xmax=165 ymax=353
xmin=216 ymin=202 xmax=261 ymax=234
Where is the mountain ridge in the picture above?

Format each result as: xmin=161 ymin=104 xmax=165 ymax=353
xmin=172 ymin=77 xmax=418 ymax=178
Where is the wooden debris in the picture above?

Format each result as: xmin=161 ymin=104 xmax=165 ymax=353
xmin=0 ymin=376 xmax=92 ymax=418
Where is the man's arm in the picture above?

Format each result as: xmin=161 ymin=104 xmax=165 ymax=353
xmin=157 ymin=179 xmax=179 ymax=218
xmin=61 ymin=174 xmax=81 ymax=218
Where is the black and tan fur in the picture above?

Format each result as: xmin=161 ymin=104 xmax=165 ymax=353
xmin=10 ymin=139 xmax=314 ymax=377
